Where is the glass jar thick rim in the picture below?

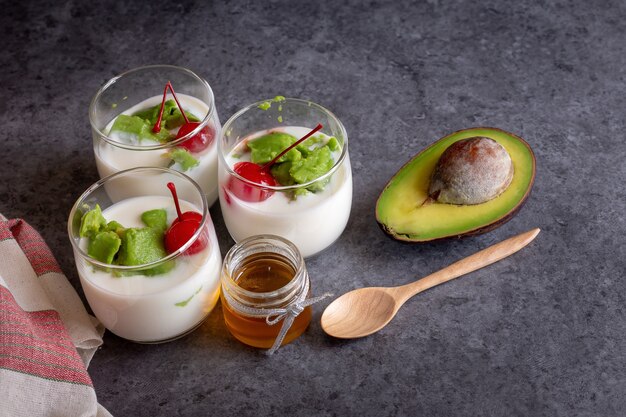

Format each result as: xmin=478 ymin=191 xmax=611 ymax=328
xmin=88 ymin=64 xmax=216 ymax=151
xmin=218 ymin=98 xmax=349 ymax=192
xmin=221 ymin=234 xmax=306 ymax=302
xmin=67 ymin=166 xmax=209 ymax=273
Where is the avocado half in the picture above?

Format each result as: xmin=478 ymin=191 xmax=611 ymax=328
xmin=376 ymin=127 xmax=535 ymax=242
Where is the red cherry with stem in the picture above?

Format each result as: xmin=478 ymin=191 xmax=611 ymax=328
xmin=226 ymin=124 xmax=323 ymax=203
xmin=164 ymin=182 xmax=208 ymax=255
xmin=229 ymin=161 xmax=277 ymax=202
xmin=152 ymin=82 xmax=214 ymax=153
xmin=176 ymin=122 xmax=215 ymax=153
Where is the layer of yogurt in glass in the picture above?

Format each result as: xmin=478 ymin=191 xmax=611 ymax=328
xmin=219 ymin=126 xmax=352 ymax=258
xmin=95 ymin=94 xmax=220 ymax=204
xmin=76 ymin=195 xmax=221 ymax=342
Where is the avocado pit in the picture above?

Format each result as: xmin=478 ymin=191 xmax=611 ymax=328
xmin=428 ymin=136 xmax=513 ymax=205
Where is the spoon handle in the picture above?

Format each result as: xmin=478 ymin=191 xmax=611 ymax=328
xmin=396 ymin=228 xmax=540 ymax=302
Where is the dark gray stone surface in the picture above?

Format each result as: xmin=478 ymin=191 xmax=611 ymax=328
xmin=2 ymin=0 xmax=625 ymax=415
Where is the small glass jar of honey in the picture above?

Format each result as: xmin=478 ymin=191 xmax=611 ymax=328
xmin=220 ymin=235 xmax=313 ymax=353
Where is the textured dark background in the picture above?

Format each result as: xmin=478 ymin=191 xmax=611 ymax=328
xmin=2 ymin=0 xmax=625 ymax=416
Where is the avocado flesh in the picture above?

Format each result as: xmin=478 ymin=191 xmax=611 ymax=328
xmin=376 ymin=127 xmax=535 ymax=242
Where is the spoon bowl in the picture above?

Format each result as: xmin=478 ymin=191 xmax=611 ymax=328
xmin=321 ymin=228 xmax=540 ymax=339
xmin=322 ymin=288 xmax=399 ymax=339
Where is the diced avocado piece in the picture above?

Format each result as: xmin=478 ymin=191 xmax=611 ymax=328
xmin=290 ymin=146 xmax=334 ymax=185
xmin=116 ymin=227 xmax=174 ymax=277
xmin=140 ymin=259 xmax=175 ymax=276
xmin=88 ymin=231 xmax=121 ymax=264
xmin=327 ymin=136 xmax=339 ymax=151
xmin=132 ymin=101 xmax=170 ymax=125
xmin=148 ymin=126 xmax=172 ymax=143
xmin=258 ymin=101 xmax=271 ymax=110
xmin=306 ymin=177 xmax=330 ymax=193
xmin=110 ymin=114 xmax=171 ymax=143
xmin=132 ymin=99 xmax=200 ymax=130
xmin=296 ymin=135 xmax=325 ymax=157
xmin=293 ymin=187 xmax=310 ymax=198
xmin=168 ymin=147 xmax=199 ymax=172
xmin=248 ymin=132 xmax=301 ymax=164
xmin=165 ymin=108 xmax=200 ymax=129
xmin=110 ymin=114 xmax=147 ymax=136
xmin=79 ymin=205 xmax=107 ymax=238
xmin=270 ymin=162 xmax=295 ymax=186
xmin=113 ymin=258 xmax=175 ymax=277
xmin=117 ymin=228 xmax=167 ymax=267
xmin=141 ymin=209 xmax=167 ymax=231
xmin=106 ymin=220 xmax=125 ymax=236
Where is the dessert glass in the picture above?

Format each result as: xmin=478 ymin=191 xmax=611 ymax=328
xmin=68 ymin=167 xmax=222 ymax=343
xmin=89 ymin=65 xmax=222 ymax=205
xmin=217 ymin=98 xmax=352 ymax=258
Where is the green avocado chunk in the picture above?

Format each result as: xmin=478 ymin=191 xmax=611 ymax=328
xmin=270 ymin=162 xmax=295 ymax=186
xmin=168 ymin=147 xmax=199 ymax=172
xmin=79 ymin=205 xmax=107 ymax=238
xmin=290 ymin=146 xmax=334 ymax=184
xmin=117 ymin=227 xmax=166 ymax=266
xmin=141 ymin=209 xmax=167 ymax=231
xmin=115 ymin=227 xmax=175 ymax=276
xmin=165 ymin=108 xmax=200 ymax=129
xmin=106 ymin=220 xmax=125 ymax=236
xmin=248 ymin=132 xmax=301 ymax=164
xmin=295 ymin=134 xmax=325 ymax=157
xmin=327 ymin=136 xmax=339 ymax=151
xmin=132 ymin=99 xmax=199 ymax=129
xmin=246 ymin=132 xmax=339 ymax=197
xmin=88 ymin=231 xmax=121 ymax=264
xmin=110 ymin=114 xmax=171 ymax=143
xmin=79 ymin=206 xmax=176 ymax=276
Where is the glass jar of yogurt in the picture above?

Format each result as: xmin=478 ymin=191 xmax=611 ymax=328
xmin=89 ymin=65 xmax=222 ymax=205
xmin=68 ymin=167 xmax=222 ymax=343
xmin=218 ymin=98 xmax=353 ymax=258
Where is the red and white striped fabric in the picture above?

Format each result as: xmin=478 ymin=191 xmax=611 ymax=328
xmin=0 ymin=216 xmax=110 ymax=417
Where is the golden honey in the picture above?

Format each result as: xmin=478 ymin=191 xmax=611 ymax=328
xmin=220 ymin=236 xmax=312 ymax=350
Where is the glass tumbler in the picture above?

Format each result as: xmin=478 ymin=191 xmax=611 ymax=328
xmin=218 ymin=98 xmax=352 ymax=258
xmin=67 ymin=167 xmax=222 ymax=343
xmin=89 ymin=65 xmax=222 ymax=205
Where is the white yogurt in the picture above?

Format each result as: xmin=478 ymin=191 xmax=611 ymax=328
xmin=75 ymin=195 xmax=221 ymax=342
xmin=218 ymin=126 xmax=353 ymax=257
xmin=94 ymin=94 xmax=220 ymax=205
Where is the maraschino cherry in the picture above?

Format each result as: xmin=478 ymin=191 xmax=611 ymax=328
xmin=164 ymin=182 xmax=208 ymax=255
xmin=228 ymin=124 xmax=323 ymax=202
xmin=153 ymin=81 xmax=214 ymax=153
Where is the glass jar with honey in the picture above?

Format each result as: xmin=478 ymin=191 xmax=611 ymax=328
xmin=221 ymin=235 xmax=321 ymax=354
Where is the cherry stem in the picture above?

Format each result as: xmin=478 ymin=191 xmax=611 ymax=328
xmin=167 ymin=182 xmax=184 ymax=222
xmin=152 ymin=81 xmax=190 ymax=133
xmin=261 ymin=124 xmax=323 ymax=171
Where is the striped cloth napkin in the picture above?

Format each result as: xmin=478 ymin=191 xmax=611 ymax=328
xmin=0 ymin=215 xmax=111 ymax=417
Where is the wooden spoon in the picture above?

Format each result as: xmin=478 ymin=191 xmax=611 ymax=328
xmin=321 ymin=228 xmax=540 ymax=339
